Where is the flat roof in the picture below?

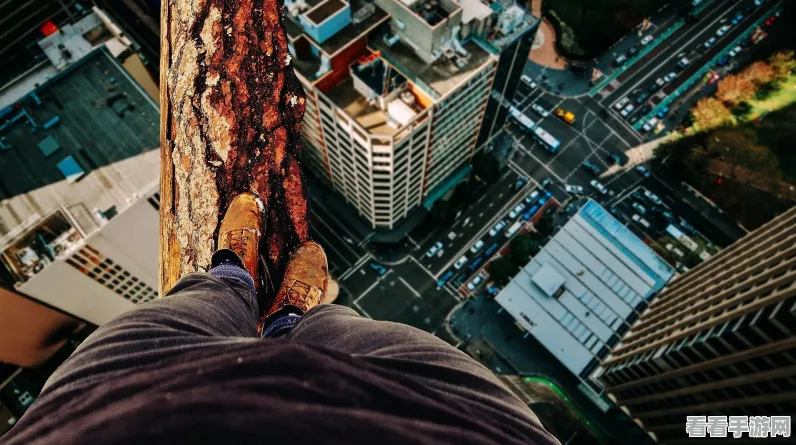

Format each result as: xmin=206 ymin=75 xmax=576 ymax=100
xmin=287 ymin=0 xmax=389 ymax=55
xmin=0 ymin=48 xmax=160 ymax=243
xmin=306 ymin=0 xmax=348 ymax=24
xmin=325 ymin=76 xmax=396 ymax=135
xmin=495 ymin=200 xmax=675 ymax=377
xmin=371 ymin=33 xmax=493 ymax=98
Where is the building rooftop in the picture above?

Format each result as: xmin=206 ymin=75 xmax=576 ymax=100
xmin=495 ymin=200 xmax=675 ymax=378
xmin=286 ymin=0 xmax=389 ymax=56
xmin=0 ymin=47 xmax=159 ymax=260
xmin=472 ymin=1 xmax=538 ymax=54
xmin=371 ymin=31 xmax=493 ymax=99
xmin=326 ymin=76 xmax=397 ymax=135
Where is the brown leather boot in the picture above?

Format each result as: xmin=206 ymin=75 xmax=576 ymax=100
xmin=211 ymin=193 xmax=264 ymax=292
xmin=264 ymin=241 xmax=328 ymax=320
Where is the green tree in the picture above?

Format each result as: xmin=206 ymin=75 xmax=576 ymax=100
xmin=754 ymin=81 xmax=781 ymax=101
xmin=472 ymin=153 xmax=500 ymax=184
xmin=535 ymin=215 xmax=555 ymax=238
xmin=488 ymin=257 xmax=519 ymax=285
xmin=509 ymin=233 xmax=540 ymax=265
xmin=731 ymin=102 xmax=753 ymax=120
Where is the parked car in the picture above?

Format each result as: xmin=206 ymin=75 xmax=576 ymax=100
xmin=369 ymin=262 xmax=388 ymax=275
xmin=716 ymin=25 xmax=731 ymax=36
xmin=632 ymin=214 xmax=651 ymax=229
xmin=505 ymin=221 xmax=522 ymax=238
xmin=679 ymin=218 xmax=698 ymax=235
xmin=666 ymin=243 xmax=686 ymax=258
xmin=754 ymin=0 xmax=765 ymax=6
xmin=642 ymin=117 xmax=659 ymax=132
xmin=565 ymin=184 xmax=584 ymax=194
xmin=613 ymin=55 xmax=628 ymax=66
xmin=484 ymin=243 xmax=500 ymax=257
xmin=468 ymin=256 xmax=485 ymax=272
xmin=717 ymin=55 xmax=730 ymax=67
xmin=489 ymin=220 xmax=507 ymax=237
xmin=621 ymin=104 xmax=635 ymax=117
xmin=466 ymin=272 xmax=486 ymax=291
xmin=607 ymin=153 xmax=626 ymax=165
xmin=731 ymin=13 xmax=744 ymax=25
xmin=656 ymin=107 xmax=670 ymax=119
xmin=644 ymin=189 xmax=662 ymax=205
xmin=632 ymin=202 xmax=647 ymax=215
xmin=765 ymin=15 xmax=776 ymax=26
xmin=635 ymin=165 xmax=651 ymax=177
xmin=470 ymin=240 xmax=485 ymax=255
xmin=640 ymin=35 xmax=654 ymax=46
xmin=522 ymin=205 xmax=541 ymax=221
xmin=649 ymin=83 xmax=661 ymax=94
xmin=509 ymin=203 xmax=526 ymax=219
xmin=582 ymin=160 xmax=602 ymax=176
xmin=436 ymin=270 xmax=454 ymax=287
xmin=453 ymin=255 xmax=469 ymax=270
xmin=521 ymin=75 xmax=537 ymax=88
xmin=627 ymin=46 xmax=639 ymax=57
xmin=639 ymin=104 xmax=652 ymax=115
xmin=664 ymin=72 xmax=677 ymax=83
xmin=590 ymin=179 xmax=608 ymax=195
xmin=728 ymin=46 xmax=742 ymax=57
xmin=514 ymin=176 xmax=529 ymax=190
xmin=704 ymin=37 xmax=717 ymax=48
xmin=635 ymin=92 xmax=650 ymax=104
xmin=531 ymin=103 xmax=549 ymax=117
xmin=525 ymin=190 xmax=540 ymax=203
xmin=540 ymin=177 xmax=553 ymax=189
xmin=425 ymin=241 xmax=443 ymax=258
xmin=614 ymin=97 xmax=630 ymax=111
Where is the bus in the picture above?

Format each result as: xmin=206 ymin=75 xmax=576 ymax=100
xmin=508 ymin=105 xmax=535 ymax=133
xmin=533 ymin=126 xmax=561 ymax=153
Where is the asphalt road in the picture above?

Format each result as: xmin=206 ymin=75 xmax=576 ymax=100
xmin=596 ymin=0 xmax=782 ymax=133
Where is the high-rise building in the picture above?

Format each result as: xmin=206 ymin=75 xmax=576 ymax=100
xmin=593 ymin=206 xmax=796 ymax=443
xmin=0 ymin=10 xmax=161 ymax=326
xmin=286 ymin=0 xmax=538 ymax=229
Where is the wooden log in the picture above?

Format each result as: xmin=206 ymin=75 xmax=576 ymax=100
xmin=158 ymin=0 xmax=310 ymax=304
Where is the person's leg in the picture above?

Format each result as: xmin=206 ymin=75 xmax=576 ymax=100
xmin=284 ymin=304 xmax=543 ymax=424
xmin=41 ymin=269 xmax=261 ymax=396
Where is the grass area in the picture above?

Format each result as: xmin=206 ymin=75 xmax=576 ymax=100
xmin=543 ymin=0 xmax=668 ymax=60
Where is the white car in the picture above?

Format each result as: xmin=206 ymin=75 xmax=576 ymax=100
xmin=521 ymin=75 xmax=537 ymax=89
xmin=666 ymin=243 xmax=685 ymax=258
xmin=728 ymin=46 xmax=742 ymax=57
xmin=640 ymin=35 xmax=654 ymax=46
xmin=453 ymin=255 xmax=469 ymax=270
xmin=470 ymin=240 xmax=485 ymax=255
xmin=489 ymin=220 xmax=507 ymax=236
xmin=505 ymin=221 xmax=522 ymax=238
xmin=425 ymin=241 xmax=443 ymax=258
xmin=531 ymin=103 xmax=549 ymax=117
xmin=664 ymin=72 xmax=677 ymax=82
xmin=620 ymin=104 xmax=635 ymax=117
xmin=644 ymin=189 xmax=662 ymax=205
xmin=590 ymin=179 xmax=608 ymax=195
xmin=614 ymin=97 xmax=630 ymax=111
xmin=642 ymin=117 xmax=660 ymax=132
xmin=632 ymin=214 xmax=650 ymax=228
xmin=704 ymin=37 xmax=717 ymax=48
xmin=754 ymin=0 xmax=764 ymax=5
xmin=716 ymin=25 xmax=731 ymax=37
xmin=524 ymin=190 xmax=540 ymax=203
xmin=565 ymin=184 xmax=584 ymax=194
xmin=632 ymin=202 xmax=646 ymax=215
xmin=466 ymin=272 xmax=486 ymax=291
xmin=509 ymin=203 xmax=526 ymax=219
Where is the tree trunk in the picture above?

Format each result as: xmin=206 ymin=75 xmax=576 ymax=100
xmin=158 ymin=0 xmax=310 ymax=302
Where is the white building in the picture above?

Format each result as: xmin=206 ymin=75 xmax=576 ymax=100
xmin=0 ymin=10 xmax=161 ymax=325
xmin=495 ymin=200 xmax=675 ymax=384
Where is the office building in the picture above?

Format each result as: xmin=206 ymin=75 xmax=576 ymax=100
xmin=0 ymin=10 xmax=161 ymax=326
xmin=495 ymin=200 xmax=675 ymax=389
xmin=286 ymin=0 xmax=538 ymax=229
xmin=593 ymin=206 xmax=796 ymax=443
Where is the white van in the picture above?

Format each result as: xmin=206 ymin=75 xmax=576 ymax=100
xmin=505 ymin=221 xmax=522 ymax=238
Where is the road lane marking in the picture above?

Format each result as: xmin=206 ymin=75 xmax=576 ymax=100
xmin=353 ymin=269 xmax=393 ymax=304
xmin=399 ymin=276 xmax=421 ymax=298
xmin=312 ymin=199 xmax=362 ymax=243
xmin=353 ymin=300 xmax=373 ymax=319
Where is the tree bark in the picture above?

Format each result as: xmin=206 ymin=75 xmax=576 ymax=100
xmin=159 ymin=0 xmax=309 ymax=302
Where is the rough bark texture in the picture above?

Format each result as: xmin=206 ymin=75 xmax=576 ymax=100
xmin=159 ymin=0 xmax=309 ymax=303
